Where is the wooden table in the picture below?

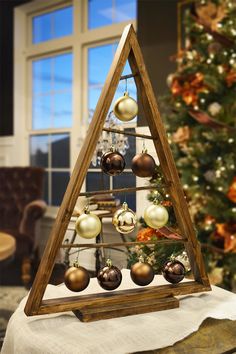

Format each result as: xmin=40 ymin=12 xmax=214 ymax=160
xmin=0 ymin=232 xmax=16 ymax=262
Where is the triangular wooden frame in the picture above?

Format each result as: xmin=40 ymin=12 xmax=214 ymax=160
xmin=25 ymin=24 xmax=211 ymax=322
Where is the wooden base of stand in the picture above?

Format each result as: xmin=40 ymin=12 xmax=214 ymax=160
xmin=73 ymin=296 xmax=179 ymax=322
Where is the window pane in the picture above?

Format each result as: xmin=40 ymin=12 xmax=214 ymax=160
xmin=30 ymin=135 xmax=49 ymax=167
xmin=53 ymin=92 xmax=72 ymax=128
xmin=32 ymin=6 xmax=73 ymax=44
xmin=51 ymin=134 xmax=70 ymax=168
xmin=113 ymin=173 xmax=136 ymax=210
xmin=88 ymin=0 xmax=136 ymax=29
xmin=32 ymin=53 xmax=72 ymax=130
xmin=54 ymin=54 xmax=72 ymax=91
xmin=32 ymin=94 xmax=51 ymax=130
xmin=86 ymin=172 xmax=110 ymax=192
xmin=52 ymin=172 xmax=70 ymax=206
xmin=33 ymin=58 xmax=52 ymax=94
xmin=88 ymin=43 xmax=117 ymax=118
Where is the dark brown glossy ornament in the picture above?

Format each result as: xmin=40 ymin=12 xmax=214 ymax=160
xmin=131 ymin=151 xmax=156 ymax=178
xmin=97 ymin=259 xmax=122 ymax=291
xmin=64 ymin=264 xmax=90 ymax=292
xmin=100 ymin=148 xmax=125 ymax=176
xmin=162 ymin=260 xmax=185 ymax=284
xmin=130 ymin=261 xmax=154 ymax=286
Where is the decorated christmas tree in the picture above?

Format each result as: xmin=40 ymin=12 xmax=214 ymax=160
xmin=128 ymin=0 xmax=236 ymax=290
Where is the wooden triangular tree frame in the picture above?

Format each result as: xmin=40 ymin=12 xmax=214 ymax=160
xmin=25 ymin=24 xmax=211 ymax=322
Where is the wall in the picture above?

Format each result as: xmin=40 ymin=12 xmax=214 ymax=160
xmin=137 ymin=0 xmax=178 ymax=126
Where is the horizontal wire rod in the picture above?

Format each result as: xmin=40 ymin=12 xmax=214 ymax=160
xmin=120 ymin=73 xmax=138 ymax=81
xmin=61 ymin=239 xmax=187 ymax=249
xmin=102 ymin=127 xmax=155 ymax=140
xmin=78 ymin=185 xmax=158 ymax=197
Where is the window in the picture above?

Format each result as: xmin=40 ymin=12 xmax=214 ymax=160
xmin=32 ymin=53 xmax=73 ymax=129
xmin=88 ymin=0 xmax=137 ymax=29
xmin=32 ymin=6 xmax=73 ymax=44
xmin=17 ymin=0 xmax=137 ymax=209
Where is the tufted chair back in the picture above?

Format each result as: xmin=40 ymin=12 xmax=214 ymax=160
xmin=0 ymin=167 xmax=44 ymax=231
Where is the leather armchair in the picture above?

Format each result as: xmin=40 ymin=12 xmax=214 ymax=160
xmin=0 ymin=167 xmax=47 ymax=287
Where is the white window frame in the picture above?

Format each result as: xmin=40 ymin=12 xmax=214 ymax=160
xmin=14 ymin=0 xmax=136 ymax=216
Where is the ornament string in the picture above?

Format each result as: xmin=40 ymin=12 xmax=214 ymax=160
xmin=125 ymin=78 xmax=128 ymax=93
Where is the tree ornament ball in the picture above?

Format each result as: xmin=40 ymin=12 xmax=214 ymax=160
xmin=113 ymin=92 xmax=138 ymax=122
xmin=64 ymin=265 xmax=90 ymax=292
xmin=131 ymin=152 xmax=156 ymax=178
xmin=130 ymin=261 xmax=154 ymax=286
xmin=112 ymin=202 xmax=137 ymax=234
xmin=162 ymin=260 xmax=185 ymax=284
xmin=75 ymin=209 xmax=101 ymax=239
xmin=97 ymin=259 xmax=122 ymax=291
xmin=100 ymin=149 xmax=125 ymax=176
xmin=144 ymin=202 xmax=169 ymax=229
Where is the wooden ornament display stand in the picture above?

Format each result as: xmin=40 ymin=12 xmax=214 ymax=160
xmin=24 ymin=24 xmax=211 ymax=322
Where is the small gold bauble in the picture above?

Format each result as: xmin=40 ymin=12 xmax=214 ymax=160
xmin=113 ymin=92 xmax=138 ymax=122
xmin=64 ymin=265 xmax=90 ymax=292
xmin=112 ymin=202 xmax=137 ymax=234
xmin=144 ymin=202 xmax=169 ymax=229
xmin=75 ymin=208 xmax=101 ymax=239
xmin=130 ymin=261 xmax=154 ymax=286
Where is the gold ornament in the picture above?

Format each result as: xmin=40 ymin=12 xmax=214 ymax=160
xmin=64 ymin=263 xmax=90 ymax=292
xmin=144 ymin=201 xmax=169 ymax=229
xmin=112 ymin=202 xmax=137 ymax=234
xmin=75 ymin=207 xmax=101 ymax=239
xmin=113 ymin=92 xmax=138 ymax=121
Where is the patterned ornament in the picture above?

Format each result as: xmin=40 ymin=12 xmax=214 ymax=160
xmin=131 ymin=150 xmax=156 ymax=178
xmin=144 ymin=201 xmax=169 ymax=229
xmin=112 ymin=202 xmax=137 ymax=234
xmin=113 ymin=92 xmax=138 ymax=122
xmin=97 ymin=259 xmax=122 ymax=291
xmin=162 ymin=259 xmax=185 ymax=284
xmin=75 ymin=207 xmax=101 ymax=239
xmin=64 ymin=263 xmax=90 ymax=292
xmin=100 ymin=147 xmax=125 ymax=176
xmin=208 ymin=102 xmax=222 ymax=116
xmin=130 ymin=259 xmax=154 ymax=286
xmin=175 ymin=251 xmax=191 ymax=272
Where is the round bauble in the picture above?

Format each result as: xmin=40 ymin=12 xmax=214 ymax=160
xmin=162 ymin=260 xmax=185 ymax=284
xmin=97 ymin=259 xmax=122 ymax=291
xmin=112 ymin=202 xmax=137 ymax=234
xmin=75 ymin=210 xmax=101 ymax=239
xmin=113 ymin=92 xmax=138 ymax=122
xmin=131 ymin=152 xmax=156 ymax=178
xmin=64 ymin=265 xmax=90 ymax=292
xmin=144 ymin=203 xmax=169 ymax=229
xmin=130 ymin=261 xmax=154 ymax=286
xmin=100 ymin=149 xmax=125 ymax=176
xmin=208 ymin=102 xmax=222 ymax=117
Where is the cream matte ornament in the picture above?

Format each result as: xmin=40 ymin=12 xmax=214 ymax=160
xmin=144 ymin=201 xmax=169 ymax=229
xmin=112 ymin=202 xmax=137 ymax=234
xmin=75 ymin=207 xmax=101 ymax=239
xmin=113 ymin=92 xmax=138 ymax=121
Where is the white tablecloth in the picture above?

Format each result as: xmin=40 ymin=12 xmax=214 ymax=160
xmin=2 ymin=269 xmax=236 ymax=354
